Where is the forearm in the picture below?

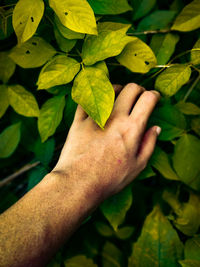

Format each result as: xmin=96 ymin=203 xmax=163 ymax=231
xmin=0 ymin=170 xmax=98 ymax=267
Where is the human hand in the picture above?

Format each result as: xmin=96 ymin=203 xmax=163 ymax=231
xmin=52 ymin=83 xmax=161 ymax=203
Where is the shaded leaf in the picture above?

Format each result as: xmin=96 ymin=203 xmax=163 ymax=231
xmin=8 ymin=84 xmax=39 ymax=117
xmin=0 ymin=52 xmax=16 ymax=83
xmin=191 ymin=117 xmax=200 ymax=136
xmin=132 ymin=0 xmax=156 ymax=21
xmin=32 ymin=138 xmax=55 ymax=166
xmin=137 ymin=164 xmax=156 ymax=180
xmin=0 ymin=85 xmax=9 ymax=119
xmin=115 ymin=226 xmax=135 ymax=240
xmin=102 ymin=242 xmax=122 ymax=267
xmin=54 ymin=27 xmax=77 ymax=53
xmin=190 ymin=39 xmax=200 ymax=65
xmin=72 ymin=67 xmax=114 ymax=129
xmin=175 ymin=101 xmax=200 ymax=115
xmin=9 ymin=37 xmax=56 ymax=68
xmin=95 ymin=221 xmax=113 ymax=237
xmin=27 ymin=165 xmax=48 ymax=191
xmin=64 ymin=255 xmax=97 ymax=267
xmin=179 ymin=260 xmax=200 ymax=267
xmin=185 ymin=236 xmax=200 ymax=261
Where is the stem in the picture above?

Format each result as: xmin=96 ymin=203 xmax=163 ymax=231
xmin=169 ymin=48 xmax=200 ymax=64
xmin=128 ymin=29 xmax=171 ymax=35
xmin=183 ymin=75 xmax=200 ymax=102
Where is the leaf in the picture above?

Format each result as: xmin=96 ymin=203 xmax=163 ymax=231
xmin=100 ymin=186 xmax=132 ymax=231
xmin=64 ymin=93 xmax=77 ymax=128
xmin=136 ymin=164 xmax=156 ymax=180
xmin=163 ymin=190 xmax=200 ymax=236
xmin=37 ymin=55 xmax=80 ymax=89
xmin=190 ymin=39 xmax=200 ymax=65
xmin=132 ymin=0 xmax=156 ymax=21
xmin=54 ymin=27 xmax=77 ymax=53
xmin=9 ymin=37 xmax=56 ymax=68
xmin=93 ymin=61 xmax=109 ymax=77
xmin=95 ymin=221 xmax=114 ymax=237
xmin=185 ymin=236 xmax=200 ymax=261
xmin=54 ymin=15 xmax=84 ymax=40
xmin=171 ymin=0 xmax=200 ymax=32
xmin=191 ymin=117 xmax=200 ymax=137
xmin=151 ymin=146 xmax=179 ymax=181
xmin=0 ymin=85 xmax=9 ymax=118
xmin=38 ymin=95 xmax=65 ymax=142
xmin=0 ymin=52 xmax=16 ymax=83
xmin=8 ymin=84 xmax=39 ymax=117
xmin=137 ymin=10 xmax=176 ymax=31
xmin=179 ymin=260 xmax=200 ymax=267
xmin=49 ymin=0 xmax=97 ymax=35
xmin=27 ymin=165 xmax=48 ymax=191
xmin=0 ymin=123 xmax=21 ymax=158
xmin=172 ymin=134 xmax=200 ymax=191
xmin=115 ymin=226 xmax=135 ymax=240
xmin=175 ymin=101 xmax=200 ymax=115
xmin=64 ymin=255 xmax=97 ymax=267
xmin=149 ymin=104 xmax=187 ymax=141
xmin=87 ymin=0 xmax=132 ymax=15
xmin=12 ymin=0 xmax=44 ymax=44
xmin=150 ymin=33 xmax=180 ymax=65
xmin=128 ymin=205 xmax=184 ymax=267
xmin=116 ymin=37 xmax=157 ymax=73
xmin=32 ymin=138 xmax=55 ymax=166
xmin=72 ymin=67 xmax=114 ymax=129
xmin=82 ymin=22 xmax=132 ymax=65
xmin=155 ymin=65 xmax=191 ymax=97
xmin=102 ymin=242 xmax=122 ymax=267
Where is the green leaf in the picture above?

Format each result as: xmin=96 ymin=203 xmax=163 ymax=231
xmin=37 ymin=55 xmax=80 ymax=89
xmin=87 ymin=0 xmax=132 ymax=15
xmin=0 ymin=52 xmax=16 ymax=83
xmin=175 ymin=101 xmax=200 ymax=115
xmin=115 ymin=226 xmax=135 ymax=240
xmin=12 ymin=0 xmax=44 ymax=44
xmin=100 ymin=186 xmax=132 ymax=231
xmin=102 ymin=242 xmax=122 ymax=267
xmin=150 ymin=33 xmax=180 ymax=65
xmin=0 ymin=85 xmax=9 ymax=119
xmin=190 ymin=39 xmax=200 ymax=65
xmin=72 ymin=67 xmax=114 ymax=129
xmin=38 ymin=95 xmax=65 ymax=142
xmin=137 ymin=10 xmax=176 ymax=31
xmin=95 ymin=221 xmax=114 ymax=237
xmin=155 ymin=65 xmax=192 ymax=97
xmin=54 ymin=15 xmax=84 ymax=39
xmin=49 ymin=0 xmax=97 ymax=35
xmin=116 ymin=37 xmax=157 ymax=73
xmin=64 ymin=255 xmax=97 ymax=267
xmin=54 ymin=27 xmax=77 ymax=53
xmin=151 ymin=146 xmax=179 ymax=180
xmin=27 ymin=165 xmax=48 ymax=191
xmin=8 ymin=84 xmax=39 ymax=117
xmin=136 ymin=164 xmax=156 ymax=180
xmin=9 ymin=37 xmax=56 ymax=68
xmin=0 ymin=123 xmax=21 ymax=158
xmin=128 ymin=205 xmax=184 ymax=267
xmin=132 ymin=0 xmax=156 ymax=21
xmin=171 ymin=0 xmax=200 ymax=32
xmin=32 ymin=138 xmax=55 ymax=166
xmin=163 ymin=190 xmax=200 ymax=236
xmin=185 ymin=236 xmax=200 ymax=261
xmin=149 ymin=104 xmax=187 ymax=141
xmin=82 ymin=22 xmax=132 ymax=65
xmin=172 ymin=134 xmax=200 ymax=191
xmin=179 ymin=260 xmax=200 ymax=267
xmin=191 ymin=117 xmax=200 ymax=136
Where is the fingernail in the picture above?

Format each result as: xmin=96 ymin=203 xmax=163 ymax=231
xmin=155 ymin=126 xmax=162 ymax=136
xmin=151 ymin=90 xmax=161 ymax=98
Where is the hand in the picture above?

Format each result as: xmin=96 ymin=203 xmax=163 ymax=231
xmin=52 ymin=83 xmax=161 ymax=203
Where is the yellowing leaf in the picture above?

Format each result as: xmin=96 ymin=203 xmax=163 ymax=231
xmin=38 ymin=95 xmax=65 ymax=142
xmin=0 ymin=52 xmax=16 ymax=83
xmin=64 ymin=255 xmax=97 ymax=267
xmin=49 ymin=0 xmax=97 ymax=35
xmin=128 ymin=205 xmax=184 ymax=267
xmin=175 ymin=101 xmax=200 ymax=115
xmin=0 ymin=123 xmax=21 ymax=158
xmin=9 ymin=37 xmax=56 ymax=68
xmin=116 ymin=37 xmax=157 ymax=73
xmin=171 ymin=0 xmax=200 ymax=32
xmin=82 ymin=22 xmax=132 ymax=65
xmin=54 ymin=27 xmax=77 ymax=53
xmin=190 ymin=39 xmax=200 ymax=65
xmin=155 ymin=65 xmax=191 ymax=97
xmin=0 ymin=85 xmax=9 ymax=118
xmin=72 ymin=67 xmax=114 ymax=129
xmin=37 ymin=55 xmax=80 ymax=89
xmin=8 ymin=84 xmax=39 ymax=117
xmin=12 ymin=0 xmax=44 ymax=44
xmin=87 ymin=0 xmax=132 ymax=15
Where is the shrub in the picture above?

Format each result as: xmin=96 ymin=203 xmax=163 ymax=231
xmin=0 ymin=0 xmax=200 ymax=266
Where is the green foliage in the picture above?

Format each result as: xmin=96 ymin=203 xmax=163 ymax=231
xmin=1 ymin=0 xmax=200 ymax=266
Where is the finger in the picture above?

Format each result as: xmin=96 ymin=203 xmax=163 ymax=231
xmin=137 ymin=126 xmax=161 ymax=166
xmin=73 ymin=104 xmax=88 ymax=122
xmin=112 ymin=83 xmax=145 ymax=117
xmin=113 ymin=84 xmax=123 ymax=98
xmin=130 ymin=90 xmax=160 ymax=137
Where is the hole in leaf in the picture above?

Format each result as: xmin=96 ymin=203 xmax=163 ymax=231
xmin=64 ymin=12 xmax=68 ymax=15
xmin=134 ymin=54 xmax=137 ymax=56
xmin=32 ymin=42 xmax=37 ymax=46
xmin=26 ymin=50 xmax=30 ymax=54
xmin=179 ymin=189 xmax=190 ymax=203
xmin=145 ymin=61 xmax=149 ymax=65
xmin=20 ymin=22 xmax=22 ymax=25
xmin=31 ymin=17 xmax=34 ymax=22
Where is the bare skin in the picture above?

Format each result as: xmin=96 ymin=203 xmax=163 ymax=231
xmin=0 ymin=83 xmax=161 ymax=267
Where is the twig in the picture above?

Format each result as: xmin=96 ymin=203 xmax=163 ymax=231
xmin=128 ymin=29 xmax=171 ymax=35
xmin=0 ymin=161 xmax=40 ymax=188
xmin=183 ymin=75 xmax=200 ymax=102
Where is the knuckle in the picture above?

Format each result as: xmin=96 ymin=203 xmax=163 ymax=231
xmin=139 ymin=160 xmax=147 ymax=170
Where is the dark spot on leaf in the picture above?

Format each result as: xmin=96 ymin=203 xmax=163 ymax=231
xmin=134 ymin=54 xmax=137 ymax=56
xmin=145 ymin=61 xmax=149 ymax=65
xmin=20 ymin=22 xmax=22 ymax=25
xmin=31 ymin=17 xmax=34 ymax=22
xmin=26 ymin=50 xmax=30 ymax=54
xmin=64 ymin=12 xmax=68 ymax=15
xmin=32 ymin=42 xmax=37 ymax=46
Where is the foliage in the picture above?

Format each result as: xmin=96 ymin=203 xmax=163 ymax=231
xmin=0 ymin=0 xmax=200 ymax=266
